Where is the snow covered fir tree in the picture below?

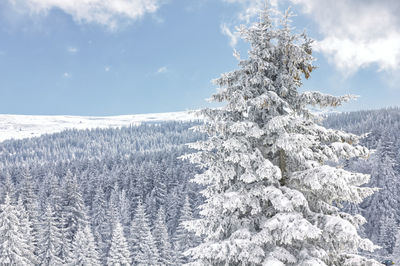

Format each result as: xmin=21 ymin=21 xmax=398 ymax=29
xmin=182 ymin=7 xmax=381 ymax=266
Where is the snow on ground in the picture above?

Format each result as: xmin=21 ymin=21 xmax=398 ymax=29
xmin=0 ymin=111 xmax=198 ymax=143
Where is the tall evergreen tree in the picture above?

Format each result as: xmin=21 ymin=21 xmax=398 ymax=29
xmin=57 ymin=213 xmax=73 ymax=264
xmin=130 ymin=201 xmax=159 ymax=265
xmin=0 ymin=194 xmax=35 ymax=265
xmin=0 ymin=172 xmax=16 ymax=204
xmin=45 ymin=174 xmax=74 ymax=264
xmin=46 ymin=174 xmax=62 ymax=210
xmin=109 ymin=182 xmax=122 ymax=223
xmin=119 ymin=189 xmax=131 ymax=227
xmin=107 ymin=221 xmax=131 ymax=266
xmin=19 ymin=167 xmax=40 ymax=256
xmin=183 ymin=7 xmax=379 ymax=265
xmin=16 ymin=198 xmax=38 ymax=265
xmin=165 ymin=184 xmax=183 ymax=236
xmin=153 ymin=207 xmax=174 ymax=265
xmin=377 ymin=215 xmax=398 ymax=256
xmin=91 ymin=184 xmax=111 ymax=263
xmin=37 ymin=205 xmax=63 ymax=266
xmin=71 ymin=225 xmax=101 ymax=266
xmin=173 ymin=195 xmax=199 ymax=264
xmin=61 ymin=170 xmax=87 ymax=242
xmin=153 ymin=163 xmax=167 ymax=208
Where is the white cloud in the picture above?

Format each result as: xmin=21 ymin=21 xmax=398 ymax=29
xmin=157 ymin=66 xmax=168 ymax=74
xmin=223 ymin=0 xmax=400 ymax=75
xmin=221 ymin=23 xmax=239 ymax=48
xmin=63 ymin=72 xmax=70 ymax=78
xmin=67 ymin=47 xmax=78 ymax=54
xmin=105 ymin=66 xmax=111 ymax=72
xmin=8 ymin=0 xmax=163 ymax=29
xmin=290 ymin=0 xmax=400 ymax=74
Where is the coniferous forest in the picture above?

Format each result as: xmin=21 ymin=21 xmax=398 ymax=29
xmin=0 ymin=122 xmax=204 ymax=265
xmin=0 ymin=108 xmax=399 ymax=264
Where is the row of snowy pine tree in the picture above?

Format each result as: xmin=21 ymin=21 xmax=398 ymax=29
xmin=0 ymin=122 xmax=203 ymax=265
xmin=325 ymin=108 xmax=400 ymax=260
xmin=0 ymin=182 xmax=198 ymax=265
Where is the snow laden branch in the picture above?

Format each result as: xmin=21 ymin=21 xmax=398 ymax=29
xmin=297 ymin=92 xmax=356 ymax=108
xmin=182 ymin=5 xmax=380 ymax=266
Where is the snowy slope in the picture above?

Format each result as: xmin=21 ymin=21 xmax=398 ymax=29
xmin=0 ymin=111 xmax=198 ymax=142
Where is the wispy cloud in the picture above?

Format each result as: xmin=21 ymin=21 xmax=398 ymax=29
xmin=105 ymin=66 xmax=111 ymax=72
xmin=290 ymin=0 xmax=400 ymax=75
xmin=7 ymin=0 xmax=164 ymax=29
xmin=157 ymin=66 xmax=168 ymax=74
xmin=67 ymin=47 xmax=78 ymax=54
xmin=221 ymin=23 xmax=239 ymax=48
xmin=63 ymin=72 xmax=70 ymax=78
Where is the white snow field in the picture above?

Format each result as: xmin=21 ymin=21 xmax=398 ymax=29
xmin=0 ymin=111 xmax=198 ymax=142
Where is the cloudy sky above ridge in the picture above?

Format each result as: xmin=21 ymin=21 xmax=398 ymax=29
xmin=0 ymin=0 xmax=399 ymax=115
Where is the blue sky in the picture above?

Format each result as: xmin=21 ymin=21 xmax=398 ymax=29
xmin=0 ymin=0 xmax=400 ymax=116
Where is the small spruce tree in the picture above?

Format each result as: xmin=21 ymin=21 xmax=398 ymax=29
xmin=173 ymin=195 xmax=200 ymax=264
xmin=61 ymin=170 xmax=87 ymax=242
xmin=37 ymin=204 xmax=64 ymax=265
xmin=57 ymin=212 xmax=73 ymax=264
xmin=0 ymin=194 xmax=35 ymax=265
xmin=107 ymin=221 xmax=131 ymax=266
xmin=129 ymin=201 xmax=159 ymax=265
xmin=153 ymin=207 xmax=174 ymax=265
xmin=16 ymin=198 xmax=38 ymax=265
xmin=71 ymin=225 xmax=101 ymax=266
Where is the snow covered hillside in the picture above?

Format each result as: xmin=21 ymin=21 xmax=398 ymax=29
xmin=0 ymin=111 xmax=198 ymax=142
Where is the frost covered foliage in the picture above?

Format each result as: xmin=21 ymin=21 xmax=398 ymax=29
xmin=0 ymin=195 xmax=36 ymax=265
xmin=183 ymin=7 xmax=379 ymax=266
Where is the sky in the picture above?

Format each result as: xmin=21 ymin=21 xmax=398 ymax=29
xmin=0 ymin=0 xmax=400 ymax=116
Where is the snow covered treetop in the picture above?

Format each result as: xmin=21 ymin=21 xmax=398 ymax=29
xmin=209 ymin=8 xmax=352 ymax=121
